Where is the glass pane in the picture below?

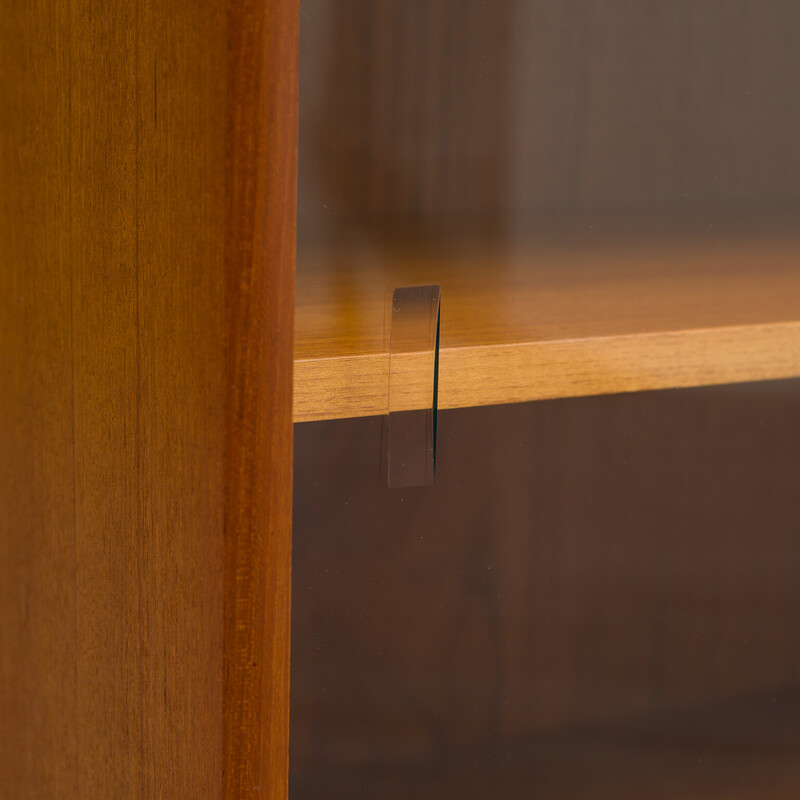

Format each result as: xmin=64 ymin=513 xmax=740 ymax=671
xmin=292 ymin=382 xmax=800 ymax=798
xmin=299 ymin=0 xmax=800 ymax=246
xmin=293 ymin=1 xmax=800 ymax=797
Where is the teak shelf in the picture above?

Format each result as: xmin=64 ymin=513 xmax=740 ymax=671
xmin=295 ymin=228 xmax=800 ymax=422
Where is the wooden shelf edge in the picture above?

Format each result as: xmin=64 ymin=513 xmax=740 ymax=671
xmin=294 ymin=320 xmax=800 ymax=422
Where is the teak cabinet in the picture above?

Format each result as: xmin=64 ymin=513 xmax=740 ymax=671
xmin=4 ymin=2 xmax=800 ymax=799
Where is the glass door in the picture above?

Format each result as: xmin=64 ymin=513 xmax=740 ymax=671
xmin=292 ymin=3 xmax=800 ymax=797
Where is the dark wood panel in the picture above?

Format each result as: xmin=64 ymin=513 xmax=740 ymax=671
xmin=0 ymin=3 xmax=76 ymax=796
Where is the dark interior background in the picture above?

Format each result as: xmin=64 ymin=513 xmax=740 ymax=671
xmin=299 ymin=0 xmax=800 ymax=244
xmin=292 ymin=381 xmax=800 ymax=797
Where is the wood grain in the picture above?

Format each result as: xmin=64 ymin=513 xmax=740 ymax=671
xmin=295 ymin=231 xmax=800 ymax=421
xmin=296 ymin=0 xmax=800 ymax=423
xmin=0 ymin=3 xmax=76 ymax=796
xmin=223 ymin=1 xmax=298 ymax=799
xmin=1 ymin=1 xmax=297 ymax=798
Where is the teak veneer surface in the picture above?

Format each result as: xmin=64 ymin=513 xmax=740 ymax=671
xmin=0 ymin=1 xmax=297 ymax=799
xmin=295 ymin=229 xmax=800 ymax=421
xmin=223 ymin=2 xmax=298 ymax=799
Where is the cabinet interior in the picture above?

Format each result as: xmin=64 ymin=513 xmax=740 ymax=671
xmin=292 ymin=384 xmax=800 ymax=797
xmin=295 ymin=0 xmax=800 ymax=423
xmin=292 ymin=2 xmax=800 ymax=796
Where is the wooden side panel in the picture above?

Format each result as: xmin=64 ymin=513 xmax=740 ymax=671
xmin=291 ymin=383 xmax=800 ymax=795
xmin=0 ymin=3 xmax=77 ymax=797
xmin=133 ymin=2 xmax=228 ymax=793
xmin=224 ymin=2 xmax=298 ymax=798
xmin=68 ymin=1 xmax=230 ymax=796
xmin=69 ymin=0 xmax=144 ymax=791
xmin=1 ymin=1 xmax=297 ymax=798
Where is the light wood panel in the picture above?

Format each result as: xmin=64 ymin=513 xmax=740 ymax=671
xmin=295 ymin=230 xmax=800 ymax=421
xmin=0 ymin=1 xmax=297 ymax=798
